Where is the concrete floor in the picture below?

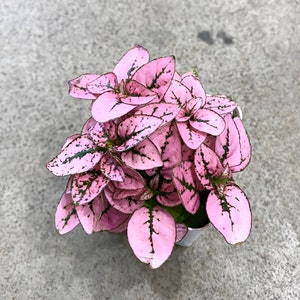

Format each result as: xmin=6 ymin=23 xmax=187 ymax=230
xmin=1 ymin=1 xmax=299 ymax=299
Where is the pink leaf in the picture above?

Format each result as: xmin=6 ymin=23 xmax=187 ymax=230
xmin=175 ymin=224 xmax=188 ymax=242
xmin=55 ymin=180 xmax=79 ymax=234
xmin=182 ymin=143 xmax=194 ymax=161
xmin=90 ymin=121 xmax=117 ymax=145
xmin=113 ymin=45 xmax=150 ymax=82
xmin=215 ymin=114 xmax=251 ymax=172
xmin=93 ymin=195 xmax=130 ymax=232
xmin=205 ymin=95 xmax=237 ymax=115
xmin=99 ymin=154 xmax=125 ymax=182
xmin=157 ymin=180 xmax=181 ymax=207
xmin=104 ymin=185 xmax=144 ymax=213
xmin=68 ymin=74 xmax=100 ymax=100
xmin=81 ymin=117 xmax=97 ymax=134
xmin=120 ymin=80 xmax=157 ymax=105
xmin=71 ymin=169 xmax=109 ymax=205
xmin=194 ymin=144 xmax=224 ymax=189
xmin=121 ymin=138 xmax=163 ymax=170
xmin=172 ymin=161 xmax=201 ymax=214
xmin=132 ymin=56 xmax=175 ymax=100
xmin=176 ymin=121 xmax=207 ymax=150
xmin=164 ymin=80 xmax=191 ymax=107
xmin=62 ymin=134 xmax=80 ymax=149
xmin=230 ymin=117 xmax=252 ymax=172
xmin=134 ymin=103 xmax=180 ymax=126
xmin=75 ymin=196 xmax=103 ymax=234
xmin=206 ymin=185 xmax=252 ymax=244
xmin=149 ymin=123 xmax=182 ymax=171
xmin=47 ymin=135 xmax=102 ymax=176
xmin=113 ymin=187 xmax=145 ymax=200
xmin=86 ymin=72 xmax=118 ymax=94
xmin=181 ymin=72 xmax=206 ymax=102
xmin=113 ymin=166 xmax=145 ymax=190
xmin=190 ymin=108 xmax=225 ymax=136
xmin=89 ymin=122 xmax=108 ymax=146
xmin=91 ymin=91 xmax=136 ymax=122
xmin=127 ymin=206 xmax=176 ymax=269
xmin=184 ymin=97 xmax=205 ymax=116
xmin=215 ymin=114 xmax=240 ymax=167
xmin=116 ymin=115 xmax=162 ymax=151
xmin=203 ymin=135 xmax=216 ymax=150
xmin=173 ymin=71 xmax=181 ymax=81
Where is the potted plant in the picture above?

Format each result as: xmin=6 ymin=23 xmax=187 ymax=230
xmin=47 ymin=46 xmax=252 ymax=269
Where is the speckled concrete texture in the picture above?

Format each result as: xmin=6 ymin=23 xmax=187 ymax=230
xmin=1 ymin=0 xmax=299 ymax=299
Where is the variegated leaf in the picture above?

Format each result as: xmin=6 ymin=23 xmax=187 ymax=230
xmin=99 ymin=153 xmax=125 ymax=182
xmin=55 ymin=180 xmax=79 ymax=234
xmin=81 ymin=117 xmax=97 ymax=134
xmin=185 ymin=97 xmax=205 ymax=115
xmin=132 ymin=56 xmax=175 ymax=100
xmin=182 ymin=143 xmax=194 ymax=161
xmin=172 ymin=161 xmax=201 ymax=214
xmin=149 ymin=123 xmax=182 ymax=170
xmin=115 ymin=115 xmax=162 ymax=151
xmin=127 ymin=206 xmax=176 ymax=269
xmin=104 ymin=185 xmax=144 ymax=213
xmin=112 ymin=188 xmax=145 ymax=200
xmin=113 ymin=45 xmax=150 ymax=82
xmin=75 ymin=196 xmax=102 ymax=234
xmin=164 ymin=79 xmax=191 ymax=108
xmin=206 ymin=185 xmax=252 ymax=244
xmin=230 ymin=117 xmax=251 ymax=172
xmin=87 ymin=72 xmax=118 ymax=94
xmin=68 ymin=74 xmax=100 ymax=99
xmin=205 ymin=95 xmax=237 ymax=115
xmin=121 ymin=138 xmax=163 ymax=170
xmin=47 ymin=134 xmax=102 ymax=176
xmin=93 ymin=194 xmax=130 ymax=232
xmin=120 ymin=80 xmax=157 ymax=105
xmin=71 ymin=168 xmax=109 ymax=205
xmin=181 ymin=72 xmax=206 ymax=102
xmin=157 ymin=180 xmax=181 ymax=207
xmin=91 ymin=120 xmax=117 ymax=143
xmin=91 ymin=91 xmax=136 ymax=122
xmin=62 ymin=134 xmax=80 ymax=149
xmin=176 ymin=121 xmax=207 ymax=150
xmin=133 ymin=103 xmax=180 ymax=126
xmin=203 ymin=135 xmax=216 ymax=150
xmin=194 ymin=144 xmax=224 ymax=189
xmin=173 ymin=71 xmax=181 ymax=81
xmin=190 ymin=108 xmax=225 ymax=136
xmin=89 ymin=122 xmax=108 ymax=146
xmin=215 ymin=114 xmax=251 ymax=172
xmin=113 ymin=165 xmax=145 ymax=190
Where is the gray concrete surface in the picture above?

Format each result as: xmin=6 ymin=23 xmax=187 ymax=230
xmin=1 ymin=0 xmax=299 ymax=299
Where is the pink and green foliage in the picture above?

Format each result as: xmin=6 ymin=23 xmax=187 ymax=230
xmin=132 ymin=56 xmax=175 ymax=100
xmin=71 ymin=167 xmax=109 ymax=205
xmin=55 ymin=179 xmax=79 ymax=234
xmin=156 ymin=179 xmax=181 ymax=207
xmin=173 ymin=161 xmax=202 ymax=214
xmin=47 ymin=46 xmax=252 ymax=268
xmin=121 ymin=138 xmax=163 ymax=170
xmin=68 ymin=74 xmax=101 ymax=100
xmin=47 ymin=134 xmax=103 ymax=176
xmin=214 ymin=114 xmax=251 ymax=172
xmin=206 ymin=185 xmax=252 ymax=245
xmin=194 ymin=144 xmax=225 ymax=189
xmin=127 ymin=206 xmax=176 ymax=269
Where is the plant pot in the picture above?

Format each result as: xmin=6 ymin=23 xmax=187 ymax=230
xmin=176 ymin=224 xmax=210 ymax=247
xmin=233 ymin=106 xmax=243 ymax=120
